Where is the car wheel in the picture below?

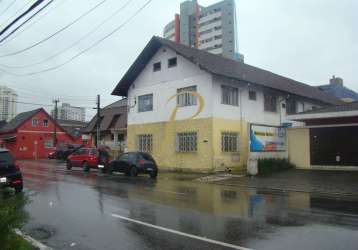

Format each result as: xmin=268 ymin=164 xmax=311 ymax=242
xmin=129 ymin=166 xmax=138 ymax=177
xmin=15 ymin=184 xmax=23 ymax=193
xmin=66 ymin=160 xmax=72 ymax=170
xmin=83 ymin=162 xmax=90 ymax=172
xmin=149 ymin=171 xmax=158 ymax=179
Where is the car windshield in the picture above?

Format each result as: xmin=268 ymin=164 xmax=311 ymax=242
xmin=0 ymin=152 xmax=14 ymax=167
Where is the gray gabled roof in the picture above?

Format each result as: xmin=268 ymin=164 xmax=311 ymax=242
xmin=83 ymin=100 xmax=127 ymax=134
xmin=112 ymin=36 xmax=342 ymax=105
xmin=296 ymin=101 xmax=358 ymax=115
xmin=0 ymin=109 xmax=42 ymax=133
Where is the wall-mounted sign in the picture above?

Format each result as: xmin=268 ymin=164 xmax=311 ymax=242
xmin=250 ymin=124 xmax=286 ymax=152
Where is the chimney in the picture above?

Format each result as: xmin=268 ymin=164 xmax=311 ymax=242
xmin=330 ymin=75 xmax=344 ymax=87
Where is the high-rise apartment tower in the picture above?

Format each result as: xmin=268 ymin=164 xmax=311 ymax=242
xmin=163 ymin=0 xmax=243 ymax=61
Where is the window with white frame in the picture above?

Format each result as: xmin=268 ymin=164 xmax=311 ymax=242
xmin=44 ymin=140 xmax=54 ymax=148
xmin=221 ymin=85 xmax=239 ymax=106
xmin=221 ymin=132 xmax=239 ymax=152
xmin=177 ymin=132 xmax=197 ymax=152
xmin=32 ymin=119 xmax=38 ymax=127
xmin=138 ymin=134 xmax=153 ymax=152
xmin=43 ymin=119 xmax=49 ymax=127
xmin=177 ymin=86 xmax=197 ymax=107
xmin=138 ymin=94 xmax=153 ymax=112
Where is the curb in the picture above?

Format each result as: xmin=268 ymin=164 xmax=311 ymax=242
xmin=209 ymin=180 xmax=358 ymax=198
xmin=14 ymin=229 xmax=53 ymax=250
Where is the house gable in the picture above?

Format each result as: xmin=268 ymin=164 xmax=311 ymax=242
xmin=18 ymin=109 xmax=67 ymax=134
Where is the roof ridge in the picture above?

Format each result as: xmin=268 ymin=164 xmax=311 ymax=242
xmin=113 ymin=36 xmax=342 ymax=105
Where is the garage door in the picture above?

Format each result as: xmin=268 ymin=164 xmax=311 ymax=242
xmin=310 ymin=126 xmax=358 ymax=166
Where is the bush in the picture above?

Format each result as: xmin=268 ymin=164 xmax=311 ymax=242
xmin=257 ymin=158 xmax=295 ymax=176
xmin=0 ymin=191 xmax=30 ymax=249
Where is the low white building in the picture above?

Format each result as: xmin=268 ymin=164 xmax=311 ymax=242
xmin=112 ymin=36 xmax=341 ymax=172
xmin=0 ymin=86 xmax=17 ymax=122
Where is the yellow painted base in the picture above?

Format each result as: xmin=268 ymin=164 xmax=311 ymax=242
xmin=288 ymin=128 xmax=310 ymax=169
xmin=127 ymin=118 xmax=249 ymax=172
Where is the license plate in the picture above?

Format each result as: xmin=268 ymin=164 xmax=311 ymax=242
xmin=98 ymin=165 xmax=104 ymax=169
xmin=0 ymin=177 xmax=7 ymax=183
xmin=147 ymin=168 xmax=153 ymax=171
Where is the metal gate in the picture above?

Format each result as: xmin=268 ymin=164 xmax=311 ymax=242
xmin=310 ymin=126 xmax=358 ymax=166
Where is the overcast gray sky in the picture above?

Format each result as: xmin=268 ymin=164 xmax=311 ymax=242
xmin=0 ymin=0 xmax=357 ymax=120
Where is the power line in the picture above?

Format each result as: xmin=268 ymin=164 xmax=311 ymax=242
xmin=0 ymin=0 xmax=54 ymax=44
xmin=0 ymin=0 xmax=47 ymax=39
xmin=0 ymin=0 xmax=134 ymax=69
xmin=0 ymin=0 xmax=153 ymax=76
xmin=0 ymin=0 xmax=109 ymax=57
xmin=0 ymin=0 xmax=34 ymax=30
xmin=6 ymin=86 xmax=97 ymax=101
xmin=8 ymin=100 xmax=54 ymax=107
xmin=0 ymin=0 xmax=17 ymax=18
xmin=8 ymin=99 xmax=96 ymax=110
xmin=0 ymin=0 xmax=67 ymax=47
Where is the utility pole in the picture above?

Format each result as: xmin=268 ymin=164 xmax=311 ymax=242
xmin=96 ymin=95 xmax=100 ymax=148
xmin=53 ymin=98 xmax=60 ymax=147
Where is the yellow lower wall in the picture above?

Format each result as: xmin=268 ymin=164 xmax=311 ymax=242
xmin=288 ymin=128 xmax=310 ymax=169
xmin=212 ymin=118 xmax=248 ymax=171
xmin=127 ymin=118 xmax=249 ymax=172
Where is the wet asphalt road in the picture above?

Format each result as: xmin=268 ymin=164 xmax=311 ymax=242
xmin=20 ymin=160 xmax=358 ymax=250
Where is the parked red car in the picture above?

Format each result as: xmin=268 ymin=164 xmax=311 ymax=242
xmin=48 ymin=151 xmax=56 ymax=159
xmin=66 ymin=148 xmax=110 ymax=173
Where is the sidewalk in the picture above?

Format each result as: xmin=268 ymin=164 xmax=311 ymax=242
xmin=210 ymin=169 xmax=358 ymax=196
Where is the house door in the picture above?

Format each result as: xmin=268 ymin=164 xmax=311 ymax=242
xmin=310 ymin=126 xmax=358 ymax=166
xmin=33 ymin=141 xmax=38 ymax=160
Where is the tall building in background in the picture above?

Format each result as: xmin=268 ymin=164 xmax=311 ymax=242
xmin=163 ymin=0 xmax=243 ymax=61
xmin=52 ymin=103 xmax=86 ymax=122
xmin=0 ymin=86 xmax=17 ymax=122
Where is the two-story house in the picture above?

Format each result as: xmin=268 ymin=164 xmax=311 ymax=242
xmin=0 ymin=108 xmax=89 ymax=159
xmin=112 ymin=37 xmax=340 ymax=172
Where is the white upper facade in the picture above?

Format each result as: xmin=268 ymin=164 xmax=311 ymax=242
xmin=0 ymin=85 xmax=17 ymax=122
xmin=127 ymin=46 xmax=323 ymax=126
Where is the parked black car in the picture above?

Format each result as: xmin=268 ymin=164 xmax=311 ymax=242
xmin=0 ymin=149 xmax=23 ymax=193
xmin=108 ymin=152 xmax=158 ymax=178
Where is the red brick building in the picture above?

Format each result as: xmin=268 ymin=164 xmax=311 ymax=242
xmin=0 ymin=108 xmax=90 ymax=159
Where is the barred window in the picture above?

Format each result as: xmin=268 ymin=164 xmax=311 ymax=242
xmin=264 ymin=93 xmax=277 ymax=112
xmin=177 ymin=86 xmax=197 ymax=107
xmin=249 ymin=90 xmax=257 ymax=101
xmin=177 ymin=132 xmax=197 ymax=152
xmin=138 ymin=134 xmax=153 ymax=152
xmin=221 ymin=85 xmax=239 ymax=106
xmin=221 ymin=132 xmax=239 ymax=152
xmin=286 ymin=98 xmax=297 ymax=115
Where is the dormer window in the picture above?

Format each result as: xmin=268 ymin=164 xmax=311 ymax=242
xmin=32 ymin=119 xmax=38 ymax=127
xmin=168 ymin=57 xmax=177 ymax=68
xmin=153 ymin=62 xmax=161 ymax=72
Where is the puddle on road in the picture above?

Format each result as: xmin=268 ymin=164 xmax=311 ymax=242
xmin=28 ymin=225 xmax=56 ymax=240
